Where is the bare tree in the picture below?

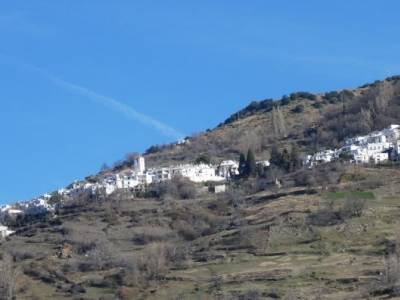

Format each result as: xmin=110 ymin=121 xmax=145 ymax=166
xmin=88 ymin=239 xmax=113 ymax=270
xmin=383 ymin=253 xmax=400 ymax=286
xmin=0 ymin=253 xmax=18 ymax=300
xmin=277 ymin=106 xmax=287 ymax=138
xmin=374 ymin=80 xmax=394 ymax=114
xmin=140 ymin=243 xmax=168 ymax=280
xmin=340 ymin=197 xmax=367 ymax=219
xmin=272 ymin=106 xmax=287 ymax=139
xmin=359 ymin=108 xmax=373 ymax=133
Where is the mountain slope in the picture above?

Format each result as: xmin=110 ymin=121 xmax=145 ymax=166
xmin=144 ymin=75 xmax=400 ymax=167
xmin=2 ymin=76 xmax=400 ymax=299
xmin=3 ymin=166 xmax=400 ymax=299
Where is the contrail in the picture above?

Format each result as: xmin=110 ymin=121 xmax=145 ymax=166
xmin=48 ymin=76 xmax=185 ymax=140
xmin=0 ymin=53 xmax=185 ymax=140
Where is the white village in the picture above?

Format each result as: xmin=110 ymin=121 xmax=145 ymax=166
xmin=1 ymin=124 xmax=400 ymax=238
xmin=305 ymin=124 xmax=400 ymax=166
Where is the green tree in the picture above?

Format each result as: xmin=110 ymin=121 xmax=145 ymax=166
xmin=290 ymin=144 xmax=300 ymax=171
xmin=245 ymin=149 xmax=257 ymax=177
xmin=195 ymin=154 xmax=211 ymax=165
xmin=270 ymin=145 xmax=282 ymax=167
xmin=239 ymin=153 xmax=247 ymax=176
xmin=281 ymin=148 xmax=291 ymax=171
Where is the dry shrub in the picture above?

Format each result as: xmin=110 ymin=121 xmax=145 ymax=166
xmin=293 ymin=163 xmax=343 ymax=187
xmin=139 ymin=243 xmax=169 ymax=280
xmin=308 ymin=200 xmax=342 ymax=226
xmin=383 ymin=253 xmax=400 ymax=287
xmin=9 ymin=249 xmax=34 ymax=262
xmin=63 ymin=223 xmax=104 ymax=254
xmin=86 ymin=240 xmax=114 ymax=270
xmin=238 ymin=228 xmax=268 ymax=252
xmin=117 ymin=286 xmax=139 ymax=300
xmin=169 ymin=203 xmax=222 ymax=241
xmin=367 ymin=230 xmax=400 ymax=297
xmin=132 ymin=226 xmax=176 ymax=245
xmin=241 ymin=288 xmax=262 ymax=300
xmin=282 ymin=290 xmax=298 ymax=300
xmin=165 ymin=242 xmax=190 ymax=269
xmin=152 ymin=177 xmax=197 ymax=200
xmin=121 ymin=258 xmax=140 ymax=286
xmin=269 ymin=215 xmax=319 ymax=249
xmin=102 ymin=205 xmax=120 ymax=225
xmin=340 ymin=197 xmax=367 ymax=219
xmin=0 ymin=253 xmax=18 ymax=300
xmin=380 ymin=230 xmax=400 ymax=294
xmin=173 ymin=219 xmax=210 ymax=241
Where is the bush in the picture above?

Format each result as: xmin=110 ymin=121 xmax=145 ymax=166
xmin=132 ymin=226 xmax=175 ymax=245
xmin=340 ymin=197 xmax=367 ymax=219
xmin=63 ymin=224 xmax=105 ymax=255
xmin=268 ymin=215 xmax=319 ymax=248
xmin=173 ymin=219 xmax=211 ymax=241
xmin=140 ymin=243 xmax=168 ymax=280
xmin=290 ymin=91 xmax=316 ymax=101
xmin=165 ymin=243 xmax=190 ymax=268
xmin=9 ymin=249 xmax=34 ymax=262
xmin=0 ymin=253 xmax=17 ymax=300
xmin=383 ymin=253 xmax=400 ymax=287
xmin=86 ymin=240 xmax=113 ymax=270
xmin=293 ymin=164 xmax=343 ymax=187
xmin=241 ymin=288 xmax=261 ymax=300
xmin=292 ymin=104 xmax=305 ymax=113
xmin=308 ymin=210 xmax=342 ymax=226
xmin=312 ymin=102 xmax=323 ymax=109
xmin=194 ymin=154 xmax=211 ymax=165
xmin=149 ymin=177 xmax=197 ymax=200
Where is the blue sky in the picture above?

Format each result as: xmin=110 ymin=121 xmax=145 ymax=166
xmin=1 ymin=1 xmax=400 ymax=203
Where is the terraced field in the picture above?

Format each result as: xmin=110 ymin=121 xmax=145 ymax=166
xmin=2 ymin=167 xmax=400 ymax=299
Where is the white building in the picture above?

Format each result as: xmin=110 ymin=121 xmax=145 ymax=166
xmin=256 ymin=160 xmax=271 ymax=168
xmin=133 ymin=156 xmax=146 ymax=173
xmin=305 ymin=149 xmax=338 ymax=166
xmin=217 ymin=160 xmax=239 ymax=179
xmin=209 ymin=184 xmax=226 ymax=194
xmin=307 ymin=125 xmax=400 ymax=166
xmin=370 ymin=152 xmax=389 ymax=164
xmin=8 ymin=209 xmax=23 ymax=215
xmin=382 ymin=124 xmax=400 ymax=142
xmin=115 ymin=174 xmax=139 ymax=189
xmin=148 ymin=167 xmax=172 ymax=183
xmin=0 ymin=225 xmax=14 ymax=238
xmin=171 ymin=164 xmax=225 ymax=183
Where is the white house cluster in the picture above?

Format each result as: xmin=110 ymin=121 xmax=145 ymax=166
xmin=3 ymin=124 xmax=399 ymax=234
xmin=305 ymin=124 xmax=400 ymax=166
xmin=60 ymin=157 xmax=242 ymax=198
xmin=0 ymin=158 xmax=245 ymax=224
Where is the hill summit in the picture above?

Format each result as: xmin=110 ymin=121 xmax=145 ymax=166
xmin=144 ymin=75 xmax=400 ymax=168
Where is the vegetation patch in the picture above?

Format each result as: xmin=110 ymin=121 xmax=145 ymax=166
xmin=326 ymin=191 xmax=375 ymax=200
xmin=339 ymin=172 xmax=367 ymax=183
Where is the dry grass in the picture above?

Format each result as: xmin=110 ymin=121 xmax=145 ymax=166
xmin=1 ymin=166 xmax=400 ymax=299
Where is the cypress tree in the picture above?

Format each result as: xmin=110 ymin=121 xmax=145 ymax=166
xmin=290 ymin=144 xmax=300 ymax=171
xmin=281 ymin=148 xmax=291 ymax=171
xmin=270 ymin=145 xmax=282 ymax=167
xmin=246 ymin=149 xmax=257 ymax=177
xmin=239 ymin=153 xmax=247 ymax=176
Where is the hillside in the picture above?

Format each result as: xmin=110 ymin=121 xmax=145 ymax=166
xmin=2 ymin=76 xmax=400 ymax=299
xmin=2 ymin=165 xmax=400 ymax=299
xmin=144 ymin=76 xmax=400 ymax=167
